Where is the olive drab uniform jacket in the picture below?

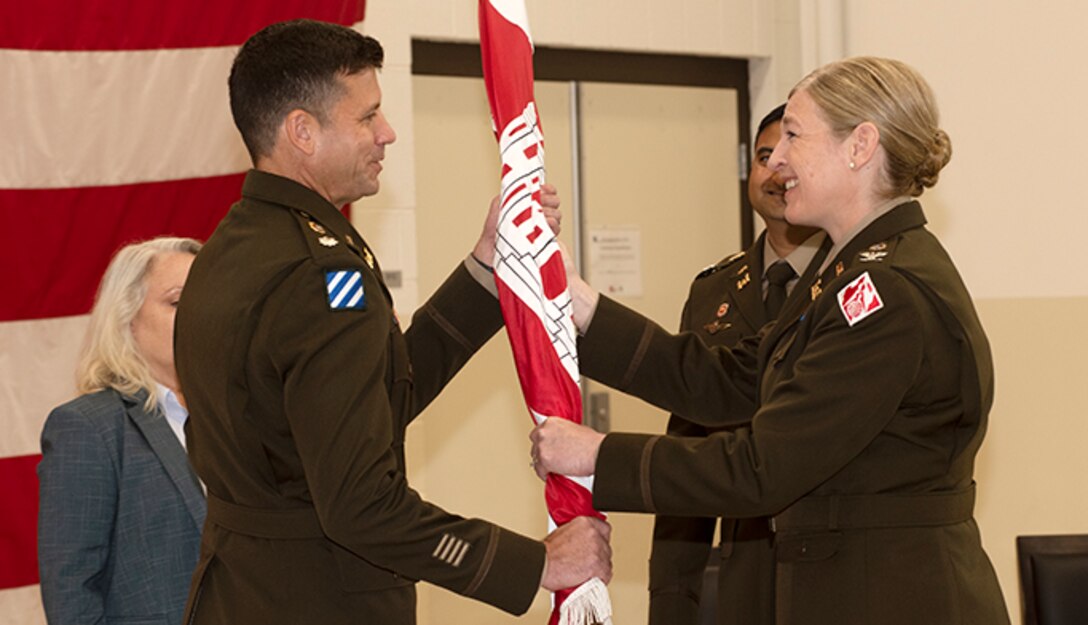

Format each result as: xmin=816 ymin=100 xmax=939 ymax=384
xmin=580 ymin=202 xmax=1010 ymax=625
xmin=650 ymin=231 xmax=828 ymax=625
xmin=176 ymin=170 xmax=544 ymax=625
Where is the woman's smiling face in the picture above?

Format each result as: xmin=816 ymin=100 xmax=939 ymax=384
xmin=769 ymin=89 xmax=855 ymax=237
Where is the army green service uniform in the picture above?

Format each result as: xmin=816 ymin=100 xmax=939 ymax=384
xmin=581 ymin=202 xmax=1010 ymax=625
xmin=176 ymin=170 xmax=543 ymax=625
xmin=650 ymin=232 xmax=827 ymax=625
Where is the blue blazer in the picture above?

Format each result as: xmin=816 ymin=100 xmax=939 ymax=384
xmin=38 ymin=388 xmax=206 ymax=625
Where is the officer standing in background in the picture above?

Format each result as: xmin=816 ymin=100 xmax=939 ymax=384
xmin=648 ymin=104 xmax=827 ymax=625
xmin=174 ymin=19 xmax=610 ymax=625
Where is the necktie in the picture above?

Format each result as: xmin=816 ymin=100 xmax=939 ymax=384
xmin=764 ymin=260 xmax=796 ymax=320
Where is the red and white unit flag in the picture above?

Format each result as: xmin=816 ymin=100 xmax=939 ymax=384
xmin=478 ymin=2 xmax=612 ymax=624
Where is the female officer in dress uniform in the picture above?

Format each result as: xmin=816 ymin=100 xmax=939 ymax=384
xmin=531 ymin=57 xmax=1011 ymax=625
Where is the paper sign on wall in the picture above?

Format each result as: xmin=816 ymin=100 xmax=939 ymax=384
xmin=588 ymin=227 xmax=643 ymax=297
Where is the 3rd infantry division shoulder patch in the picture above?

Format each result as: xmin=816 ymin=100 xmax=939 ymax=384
xmin=325 ymin=269 xmax=366 ymax=311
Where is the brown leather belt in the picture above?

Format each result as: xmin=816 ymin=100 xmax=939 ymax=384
xmin=770 ymin=485 xmax=976 ymax=533
xmin=207 ymin=493 xmax=325 ymax=539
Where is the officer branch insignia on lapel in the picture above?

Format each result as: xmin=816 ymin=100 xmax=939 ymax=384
xmin=858 ymin=241 xmax=888 ymax=263
xmin=325 ymin=269 xmax=366 ymax=312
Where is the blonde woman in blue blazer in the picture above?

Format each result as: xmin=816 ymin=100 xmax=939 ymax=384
xmin=38 ymin=237 xmax=206 ymax=625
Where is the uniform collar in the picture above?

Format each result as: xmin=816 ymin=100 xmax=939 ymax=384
xmin=818 ymin=197 xmax=914 ymax=275
xmin=241 ymin=169 xmax=373 ymax=264
xmin=820 ymin=200 xmax=926 ymax=278
xmin=241 ymin=169 xmax=353 ymax=234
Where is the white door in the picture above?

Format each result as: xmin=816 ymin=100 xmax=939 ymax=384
xmin=578 ymin=80 xmax=740 ymax=624
xmin=410 ymin=73 xmax=739 ymax=625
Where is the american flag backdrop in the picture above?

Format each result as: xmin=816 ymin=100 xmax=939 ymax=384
xmin=0 ymin=3 xmax=365 ymax=621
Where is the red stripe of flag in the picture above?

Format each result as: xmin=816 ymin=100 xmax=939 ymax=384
xmin=0 ymin=454 xmax=42 ymax=590
xmin=0 ymin=174 xmax=244 ymax=322
xmin=479 ymin=2 xmax=535 ymax=133
xmin=1 ymin=1 xmax=366 ymax=51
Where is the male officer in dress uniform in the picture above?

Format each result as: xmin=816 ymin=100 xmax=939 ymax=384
xmin=647 ymin=105 xmax=827 ymax=625
xmin=174 ymin=20 xmax=610 ymax=625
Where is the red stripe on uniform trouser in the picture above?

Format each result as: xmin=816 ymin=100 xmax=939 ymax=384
xmin=0 ymin=454 xmax=42 ymax=590
xmin=0 ymin=0 xmax=366 ymax=51
xmin=0 ymin=174 xmax=245 ymax=322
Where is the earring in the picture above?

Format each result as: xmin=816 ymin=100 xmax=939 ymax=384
xmin=848 ymin=161 xmax=856 ymax=170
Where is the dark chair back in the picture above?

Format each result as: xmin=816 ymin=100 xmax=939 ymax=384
xmin=1017 ymin=534 xmax=1088 ymax=625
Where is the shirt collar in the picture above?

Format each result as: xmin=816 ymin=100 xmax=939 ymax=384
xmin=762 ymin=230 xmax=827 ymax=277
xmin=155 ymin=383 xmax=188 ymax=427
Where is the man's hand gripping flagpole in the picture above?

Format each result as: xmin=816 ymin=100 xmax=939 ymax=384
xmin=478 ymin=1 xmax=613 ymax=624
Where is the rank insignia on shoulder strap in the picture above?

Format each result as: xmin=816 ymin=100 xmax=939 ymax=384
xmin=696 ymin=251 xmax=744 ymax=280
xmin=325 ymin=269 xmax=366 ymax=311
xmin=722 ymin=251 xmax=745 ymax=265
xmin=695 ymin=263 xmax=719 ymax=279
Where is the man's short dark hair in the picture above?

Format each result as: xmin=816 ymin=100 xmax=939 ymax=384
xmin=229 ymin=19 xmax=384 ymax=162
xmin=755 ymin=103 xmax=786 ymax=143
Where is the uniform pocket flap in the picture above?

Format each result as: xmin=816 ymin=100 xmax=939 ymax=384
xmin=331 ymin=542 xmax=414 ymax=592
xmin=775 ymin=531 xmax=843 ymax=563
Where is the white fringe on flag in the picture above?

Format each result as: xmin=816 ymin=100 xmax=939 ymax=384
xmin=557 ymin=577 xmax=613 ymax=625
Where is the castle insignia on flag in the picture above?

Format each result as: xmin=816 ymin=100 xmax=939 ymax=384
xmin=325 ymin=270 xmax=366 ymax=311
